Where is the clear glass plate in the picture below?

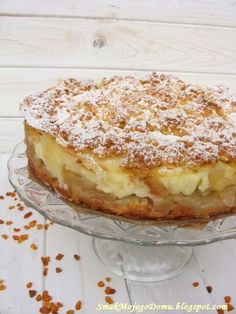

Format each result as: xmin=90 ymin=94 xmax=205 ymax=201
xmin=8 ymin=142 xmax=236 ymax=282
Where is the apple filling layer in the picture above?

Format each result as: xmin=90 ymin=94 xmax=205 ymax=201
xmin=26 ymin=125 xmax=236 ymax=220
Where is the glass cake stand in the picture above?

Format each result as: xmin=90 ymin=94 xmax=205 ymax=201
xmin=8 ymin=142 xmax=236 ymax=282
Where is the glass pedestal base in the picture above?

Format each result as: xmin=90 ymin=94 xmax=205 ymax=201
xmin=93 ymin=238 xmax=193 ymax=282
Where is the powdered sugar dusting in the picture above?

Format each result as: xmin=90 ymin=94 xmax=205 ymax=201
xmin=20 ymin=73 xmax=236 ymax=169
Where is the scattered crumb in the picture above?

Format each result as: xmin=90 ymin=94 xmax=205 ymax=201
xmin=1 ymin=234 xmax=8 ymax=240
xmin=30 ymin=243 xmax=38 ymax=251
xmin=42 ymin=290 xmax=52 ymax=302
xmin=105 ymin=286 xmax=116 ymax=295
xmin=206 ymin=286 xmax=212 ymax=293
xmin=224 ymin=296 xmax=231 ymax=304
xmin=29 ymin=220 xmax=37 ymax=228
xmin=43 ymin=267 xmax=48 ymax=277
xmin=39 ymin=307 xmax=51 ymax=314
xmin=6 ymin=220 xmax=13 ymax=225
xmin=105 ymin=277 xmax=111 ymax=282
xmin=17 ymin=205 xmax=25 ymax=211
xmin=0 ymin=219 xmax=4 ymax=224
xmin=8 ymin=205 xmax=15 ymax=210
xmin=57 ymin=302 xmax=63 ymax=308
xmin=192 ymin=281 xmax=199 ymax=287
xmin=24 ymin=225 xmax=30 ymax=230
xmin=227 ymin=304 xmax=234 ymax=312
xmin=41 ymin=256 xmax=50 ymax=266
xmin=12 ymin=235 xmax=19 ymax=241
xmin=18 ymin=234 xmax=29 ymax=244
xmin=105 ymin=296 xmax=114 ymax=304
xmin=66 ymin=310 xmax=75 ymax=314
xmin=0 ymin=196 xmax=4 ymax=200
xmin=37 ymin=224 xmax=43 ymax=230
xmin=6 ymin=191 xmax=16 ymax=197
xmin=55 ymin=253 xmax=64 ymax=260
xmin=29 ymin=290 xmax=37 ymax=298
xmin=0 ymin=280 xmax=6 ymax=292
xmin=73 ymin=254 xmax=80 ymax=261
xmin=26 ymin=282 xmax=33 ymax=289
xmin=24 ymin=212 xmax=33 ymax=219
xmin=44 ymin=224 xmax=49 ymax=230
xmin=217 ymin=309 xmax=224 ymax=314
xmin=56 ymin=267 xmax=62 ymax=273
xmin=13 ymin=228 xmax=21 ymax=233
xmin=75 ymin=300 xmax=82 ymax=311
xmin=97 ymin=281 xmax=105 ymax=288
xmin=36 ymin=294 xmax=42 ymax=302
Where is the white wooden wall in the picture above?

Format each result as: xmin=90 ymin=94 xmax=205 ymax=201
xmin=0 ymin=1 xmax=236 ymax=313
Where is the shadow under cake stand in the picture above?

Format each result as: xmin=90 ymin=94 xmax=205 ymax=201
xmin=8 ymin=142 xmax=236 ymax=282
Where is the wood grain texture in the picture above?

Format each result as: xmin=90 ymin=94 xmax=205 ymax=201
xmin=1 ymin=17 xmax=236 ymax=74
xmin=1 ymin=68 xmax=236 ymax=117
xmin=0 ymin=118 xmax=24 ymax=152
xmin=0 ymin=0 xmax=236 ymax=27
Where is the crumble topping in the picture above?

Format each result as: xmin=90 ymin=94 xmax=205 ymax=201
xmin=20 ymin=72 xmax=236 ymax=168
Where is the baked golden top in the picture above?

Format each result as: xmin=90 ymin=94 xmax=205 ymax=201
xmin=21 ymin=73 xmax=236 ymax=169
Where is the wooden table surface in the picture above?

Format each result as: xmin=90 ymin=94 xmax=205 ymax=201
xmin=1 ymin=1 xmax=236 ymax=313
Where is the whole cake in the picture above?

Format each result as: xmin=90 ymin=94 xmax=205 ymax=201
xmin=20 ymin=73 xmax=236 ymax=221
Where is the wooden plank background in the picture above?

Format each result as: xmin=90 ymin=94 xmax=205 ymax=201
xmin=0 ymin=0 xmax=236 ymax=27
xmin=1 ymin=17 xmax=236 ymax=73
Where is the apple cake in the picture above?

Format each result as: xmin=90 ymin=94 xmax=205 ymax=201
xmin=20 ymin=73 xmax=236 ymax=221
